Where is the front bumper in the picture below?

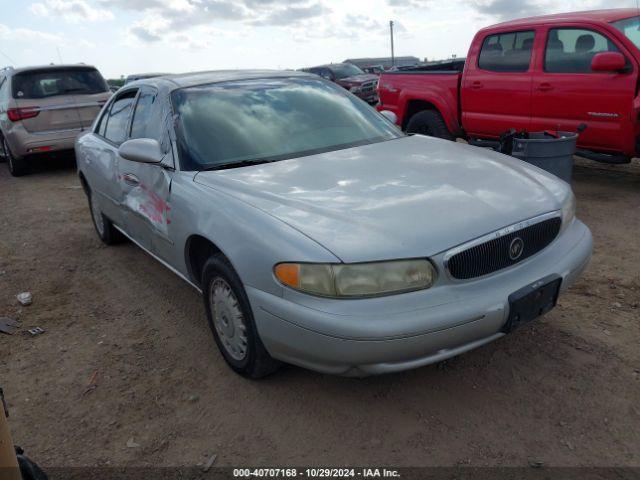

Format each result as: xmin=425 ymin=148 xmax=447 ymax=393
xmin=248 ymin=219 xmax=593 ymax=376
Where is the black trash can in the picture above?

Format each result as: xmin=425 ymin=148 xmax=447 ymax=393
xmin=511 ymin=131 xmax=578 ymax=184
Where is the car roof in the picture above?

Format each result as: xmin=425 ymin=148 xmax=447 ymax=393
xmin=306 ymin=63 xmax=350 ymax=70
xmin=7 ymin=64 xmax=100 ymax=75
xmin=133 ymin=69 xmax=314 ymax=90
xmin=483 ymin=8 xmax=638 ymax=31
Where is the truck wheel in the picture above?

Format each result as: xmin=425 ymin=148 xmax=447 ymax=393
xmin=406 ymin=110 xmax=454 ymax=140
xmin=3 ymin=138 xmax=29 ymax=177
xmin=202 ymin=254 xmax=281 ymax=379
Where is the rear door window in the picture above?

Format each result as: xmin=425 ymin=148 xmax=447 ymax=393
xmin=11 ymin=68 xmax=108 ymax=99
xmin=103 ymin=90 xmax=137 ymax=145
xmin=545 ymin=28 xmax=620 ymax=73
xmin=478 ymin=30 xmax=535 ymax=72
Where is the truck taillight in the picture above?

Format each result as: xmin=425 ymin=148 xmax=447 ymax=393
xmin=7 ymin=107 xmax=40 ymax=122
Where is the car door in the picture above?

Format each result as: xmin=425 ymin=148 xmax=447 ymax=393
xmin=461 ymin=29 xmax=536 ymax=137
xmin=84 ymin=89 xmax=138 ymax=227
xmin=117 ymin=86 xmax=175 ymax=256
xmin=530 ymin=26 xmax=637 ymax=153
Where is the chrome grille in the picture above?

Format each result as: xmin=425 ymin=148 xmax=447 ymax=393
xmin=446 ymin=216 xmax=562 ymax=280
xmin=361 ymin=82 xmax=376 ymax=93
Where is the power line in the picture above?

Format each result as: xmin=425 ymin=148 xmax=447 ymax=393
xmin=0 ymin=47 xmax=15 ymax=65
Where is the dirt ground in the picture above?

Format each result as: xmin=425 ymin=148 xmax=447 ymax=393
xmin=0 ymin=154 xmax=639 ymax=469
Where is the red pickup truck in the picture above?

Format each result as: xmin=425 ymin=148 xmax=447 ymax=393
xmin=377 ymin=9 xmax=640 ymax=163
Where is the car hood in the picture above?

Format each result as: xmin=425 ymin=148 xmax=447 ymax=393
xmin=194 ymin=136 xmax=567 ymax=263
xmin=338 ymin=73 xmax=379 ymax=85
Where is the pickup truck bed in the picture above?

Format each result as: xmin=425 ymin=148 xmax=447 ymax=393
xmin=378 ymin=70 xmax=462 ymax=134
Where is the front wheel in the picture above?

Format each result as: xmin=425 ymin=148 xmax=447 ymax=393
xmin=406 ymin=110 xmax=454 ymax=140
xmin=202 ymin=254 xmax=281 ymax=378
xmin=88 ymin=190 xmax=124 ymax=245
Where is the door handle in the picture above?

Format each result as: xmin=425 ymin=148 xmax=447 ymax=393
xmin=122 ymin=173 xmax=140 ymax=187
xmin=470 ymin=81 xmax=483 ymax=89
xmin=537 ymin=83 xmax=554 ymax=92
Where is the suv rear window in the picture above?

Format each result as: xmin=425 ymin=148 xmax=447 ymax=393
xmin=12 ymin=68 xmax=108 ymax=99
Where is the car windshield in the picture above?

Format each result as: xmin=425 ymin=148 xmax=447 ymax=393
xmin=611 ymin=16 xmax=640 ymax=50
xmin=172 ymin=77 xmax=402 ymax=171
xmin=12 ymin=68 xmax=108 ymax=99
xmin=330 ymin=64 xmax=365 ymax=79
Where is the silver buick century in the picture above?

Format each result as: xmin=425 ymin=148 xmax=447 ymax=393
xmin=75 ymin=70 xmax=592 ymax=378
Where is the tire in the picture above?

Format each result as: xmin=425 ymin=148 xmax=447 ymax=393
xmin=88 ymin=190 xmax=123 ymax=245
xmin=3 ymin=137 xmax=29 ymax=176
xmin=406 ymin=110 xmax=454 ymax=140
xmin=0 ymin=134 xmax=5 ymax=163
xmin=202 ymin=254 xmax=281 ymax=379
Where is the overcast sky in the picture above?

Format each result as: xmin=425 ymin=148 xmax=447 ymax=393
xmin=0 ymin=0 xmax=636 ymax=78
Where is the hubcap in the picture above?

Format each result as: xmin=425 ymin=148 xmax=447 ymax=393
xmin=91 ymin=195 xmax=105 ymax=236
xmin=209 ymin=278 xmax=248 ymax=361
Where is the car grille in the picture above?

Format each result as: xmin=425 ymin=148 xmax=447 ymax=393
xmin=446 ymin=217 xmax=562 ymax=280
xmin=361 ymin=82 xmax=377 ymax=94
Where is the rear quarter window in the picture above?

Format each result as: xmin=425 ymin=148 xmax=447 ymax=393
xmin=478 ymin=30 xmax=535 ymax=72
xmin=12 ymin=68 xmax=108 ymax=99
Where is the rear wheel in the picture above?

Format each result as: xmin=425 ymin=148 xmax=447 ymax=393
xmin=406 ymin=110 xmax=454 ymax=140
xmin=202 ymin=254 xmax=281 ymax=379
xmin=3 ymin=138 xmax=29 ymax=176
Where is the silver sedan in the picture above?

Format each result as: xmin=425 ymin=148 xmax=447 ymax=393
xmin=75 ymin=70 xmax=592 ymax=378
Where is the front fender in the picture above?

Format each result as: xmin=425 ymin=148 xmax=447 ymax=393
xmin=168 ymin=173 xmax=341 ymax=298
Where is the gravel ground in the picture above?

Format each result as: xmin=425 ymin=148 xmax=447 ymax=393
xmin=0 ymin=154 xmax=639 ymax=469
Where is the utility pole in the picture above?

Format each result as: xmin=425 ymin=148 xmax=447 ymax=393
xmin=389 ymin=20 xmax=395 ymax=68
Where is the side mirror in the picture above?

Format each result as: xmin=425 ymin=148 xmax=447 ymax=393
xmin=118 ymin=138 xmax=163 ymax=164
xmin=380 ymin=110 xmax=398 ymax=124
xmin=591 ymin=52 xmax=627 ymax=72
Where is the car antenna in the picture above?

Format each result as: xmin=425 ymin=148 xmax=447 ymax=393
xmin=0 ymin=47 xmax=15 ymax=65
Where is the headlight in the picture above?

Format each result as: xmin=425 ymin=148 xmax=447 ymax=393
xmin=349 ymin=86 xmax=361 ymax=93
xmin=274 ymin=259 xmax=437 ymax=298
xmin=561 ymin=192 xmax=576 ymax=231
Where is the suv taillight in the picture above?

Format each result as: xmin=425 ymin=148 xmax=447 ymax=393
xmin=7 ymin=107 xmax=40 ymax=122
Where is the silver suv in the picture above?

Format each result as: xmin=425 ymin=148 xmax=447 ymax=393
xmin=0 ymin=64 xmax=111 ymax=176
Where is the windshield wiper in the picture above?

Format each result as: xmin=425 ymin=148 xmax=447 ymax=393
xmin=200 ymin=158 xmax=276 ymax=171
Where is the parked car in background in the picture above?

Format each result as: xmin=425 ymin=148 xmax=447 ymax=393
xmin=0 ymin=64 xmax=111 ymax=176
xmin=301 ymin=63 xmax=379 ymax=104
xmin=76 ymin=70 xmax=591 ymax=378
xmin=377 ymin=9 xmax=640 ymax=164
xmin=124 ymin=73 xmax=169 ymax=85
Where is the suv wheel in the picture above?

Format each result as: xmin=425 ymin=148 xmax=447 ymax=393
xmin=202 ymin=254 xmax=281 ymax=378
xmin=406 ymin=110 xmax=454 ymax=140
xmin=3 ymin=138 xmax=29 ymax=177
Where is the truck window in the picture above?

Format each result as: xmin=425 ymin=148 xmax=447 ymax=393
xmin=545 ymin=28 xmax=620 ymax=73
xmin=478 ymin=30 xmax=535 ymax=72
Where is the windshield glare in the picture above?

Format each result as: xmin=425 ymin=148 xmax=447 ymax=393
xmin=172 ymin=77 xmax=402 ymax=171
xmin=612 ymin=16 xmax=640 ymax=49
xmin=331 ymin=64 xmax=365 ymax=79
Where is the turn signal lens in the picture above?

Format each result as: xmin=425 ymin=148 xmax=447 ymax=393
xmin=274 ymin=263 xmax=300 ymax=288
